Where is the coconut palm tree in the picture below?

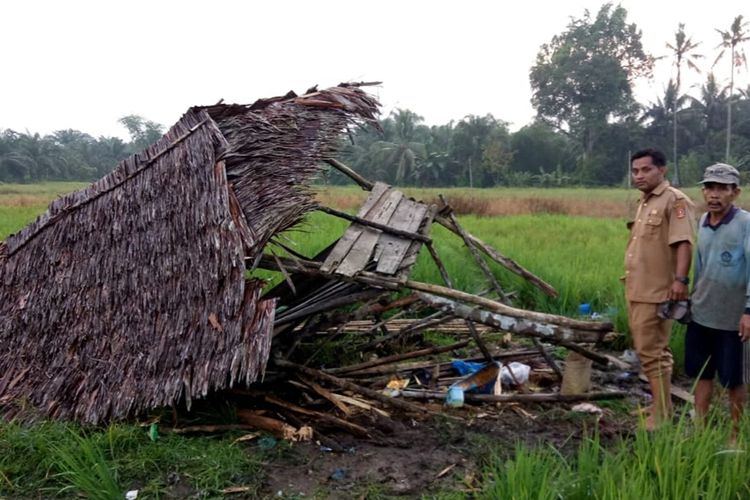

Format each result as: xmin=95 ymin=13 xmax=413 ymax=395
xmin=370 ymin=109 xmax=428 ymax=185
xmin=714 ymin=15 xmax=750 ymax=160
xmin=664 ymin=23 xmax=702 ymax=185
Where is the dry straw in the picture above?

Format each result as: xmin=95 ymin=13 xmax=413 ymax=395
xmin=0 ymin=83 xmax=379 ymax=424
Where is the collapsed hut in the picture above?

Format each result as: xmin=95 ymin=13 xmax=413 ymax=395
xmin=0 ymin=84 xmax=379 ymax=423
xmin=0 ymin=83 xmax=623 ymax=431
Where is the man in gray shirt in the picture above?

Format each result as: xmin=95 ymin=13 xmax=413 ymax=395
xmin=687 ymin=163 xmax=750 ymax=444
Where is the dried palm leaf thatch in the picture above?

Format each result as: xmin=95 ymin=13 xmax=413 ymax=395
xmin=0 ymin=83 xmax=380 ymax=424
xmin=200 ymin=83 xmax=381 ymax=257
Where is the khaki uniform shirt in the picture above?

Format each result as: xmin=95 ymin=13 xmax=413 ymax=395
xmin=624 ymin=181 xmax=695 ymax=303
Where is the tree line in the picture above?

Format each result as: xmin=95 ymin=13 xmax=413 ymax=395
xmin=0 ymin=116 xmax=163 ymax=183
xmin=335 ymin=6 xmax=750 ymax=188
xmin=1 ymin=4 xmax=748 ymax=187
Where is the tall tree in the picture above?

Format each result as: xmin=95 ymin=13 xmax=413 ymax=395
xmin=118 ymin=115 xmax=165 ymax=151
xmin=663 ymin=23 xmax=703 ymax=185
xmin=451 ymin=114 xmax=507 ymax=187
xmin=529 ymin=3 xmax=652 ymax=163
xmin=714 ymin=15 xmax=750 ymax=160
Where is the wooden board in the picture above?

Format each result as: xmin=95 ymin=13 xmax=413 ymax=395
xmin=320 ymin=182 xmax=431 ymax=279
xmin=374 ymin=198 xmax=428 ymax=274
xmin=334 ymin=189 xmax=403 ymax=276
xmin=320 ymin=182 xmax=390 ymax=274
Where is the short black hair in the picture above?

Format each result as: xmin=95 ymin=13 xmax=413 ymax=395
xmin=631 ymin=148 xmax=667 ymax=167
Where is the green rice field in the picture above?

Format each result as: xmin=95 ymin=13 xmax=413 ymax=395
xmin=1 ymin=182 xmax=748 ymax=499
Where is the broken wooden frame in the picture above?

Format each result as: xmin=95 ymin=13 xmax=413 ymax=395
xmin=257 ymin=158 xmax=620 ymax=413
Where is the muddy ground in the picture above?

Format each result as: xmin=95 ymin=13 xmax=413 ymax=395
xmin=254 ymin=375 xmax=677 ymax=499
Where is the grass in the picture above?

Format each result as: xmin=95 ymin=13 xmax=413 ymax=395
xmin=0 ymin=421 xmax=266 ymax=498
xmin=478 ymin=411 xmax=750 ymax=499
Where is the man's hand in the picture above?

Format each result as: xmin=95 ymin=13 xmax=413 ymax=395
xmin=740 ymin=314 xmax=750 ymax=342
xmin=668 ymin=281 xmax=689 ymax=301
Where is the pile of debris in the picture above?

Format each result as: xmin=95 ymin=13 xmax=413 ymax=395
xmin=0 ymin=83 xmax=628 ymax=440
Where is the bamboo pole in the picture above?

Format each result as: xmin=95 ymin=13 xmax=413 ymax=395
xmin=399 ymin=390 xmax=627 ymax=403
xmin=406 ymin=281 xmax=612 ymax=332
xmin=324 ymin=157 xmax=557 ymax=296
xmin=417 ymin=292 xmax=610 ymax=365
xmin=327 ymin=340 xmax=470 ymax=375
xmin=257 ymin=254 xmax=612 ymax=332
xmin=273 ymin=359 xmax=429 ymax=414
xmin=425 ymin=240 xmax=493 ymax=362
xmin=317 ymin=205 xmax=432 ymax=243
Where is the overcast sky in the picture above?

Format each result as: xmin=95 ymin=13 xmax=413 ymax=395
xmin=1 ymin=0 xmax=748 ymax=140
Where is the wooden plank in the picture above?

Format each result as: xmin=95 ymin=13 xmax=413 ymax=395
xmin=320 ymin=182 xmax=390 ymax=273
xmin=334 ymin=189 xmax=404 ymax=276
xmin=395 ymin=204 xmax=437 ymax=280
xmin=376 ymin=199 xmax=429 ymax=274
xmin=355 ymin=181 xmax=391 ymax=218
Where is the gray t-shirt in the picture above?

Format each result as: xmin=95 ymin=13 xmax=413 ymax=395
xmin=691 ymin=208 xmax=750 ymax=331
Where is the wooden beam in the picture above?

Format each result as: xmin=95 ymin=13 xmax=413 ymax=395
xmin=273 ymin=359 xmax=429 ymax=414
xmin=317 ymin=205 xmax=432 ymax=244
xmin=327 ymin=340 xmax=470 ymax=375
xmin=406 ymin=281 xmax=612 ymax=332
xmin=417 ymin=292 xmax=610 ymax=365
xmin=324 ymin=157 xmax=557 ymax=297
xmin=399 ymin=389 xmax=628 ymax=403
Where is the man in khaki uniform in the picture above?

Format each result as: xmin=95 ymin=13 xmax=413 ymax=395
xmin=624 ymin=148 xmax=695 ymax=429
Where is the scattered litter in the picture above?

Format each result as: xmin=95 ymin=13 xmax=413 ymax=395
xmin=295 ymin=426 xmax=314 ymax=442
xmin=446 ymin=361 xmax=503 ymax=407
xmin=436 ymin=463 xmax=457 ymax=479
xmin=258 ymin=436 xmax=278 ymax=450
xmin=330 ymin=468 xmax=347 ymax=481
xmin=147 ymin=423 xmax=159 ymax=442
xmin=620 ymin=350 xmax=640 ymax=365
xmin=232 ymin=432 xmax=261 ymax=444
xmin=222 ymin=486 xmax=253 ymax=494
xmin=571 ymin=403 xmax=604 ymax=414
xmin=383 ymin=377 xmax=410 ymax=396
xmin=125 ymin=490 xmax=138 ymax=500
xmin=500 ymin=362 xmax=531 ymax=385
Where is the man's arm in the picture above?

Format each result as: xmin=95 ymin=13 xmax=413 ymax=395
xmin=669 ymin=240 xmax=692 ymax=301
xmin=741 ymin=220 xmax=750 ymax=340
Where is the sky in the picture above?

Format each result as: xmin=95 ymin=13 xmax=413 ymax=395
xmin=1 ymin=0 xmax=748 ymax=140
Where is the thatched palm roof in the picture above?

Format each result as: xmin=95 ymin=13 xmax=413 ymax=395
xmin=0 ymin=84 xmax=379 ymax=423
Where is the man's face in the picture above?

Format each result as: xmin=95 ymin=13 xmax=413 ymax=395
xmin=631 ymin=156 xmax=666 ymax=193
xmin=702 ymin=182 xmax=739 ymax=216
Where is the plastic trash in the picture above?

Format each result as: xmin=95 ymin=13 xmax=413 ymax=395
xmin=450 ymin=359 xmax=487 ymax=376
xmin=446 ymin=361 xmax=502 ymax=407
xmin=445 ymin=386 xmax=465 ymax=407
xmin=578 ymin=303 xmax=592 ymax=315
xmin=620 ymin=349 xmax=640 ymax=365
xmin=500 ymin=362 xmax=531 ymax=385
xmin=330 ymin=468 xmax=347 ymax=481
xmin=125 ymin=491 xmax=139 ymax=500
xmin=147 ymin=423 xmax=159 ymax=442
xmin=571 ymin=403 xmax=603 ymax=414
xmin=257 ymin=436 xmax=277 ymax=450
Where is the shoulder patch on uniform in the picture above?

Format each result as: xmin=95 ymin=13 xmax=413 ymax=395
xmin=674 ymin=200 xmax=686 ymax=219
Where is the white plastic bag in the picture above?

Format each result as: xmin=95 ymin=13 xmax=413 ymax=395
xmin=500 ymin=362 xmax=530 ymax=385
